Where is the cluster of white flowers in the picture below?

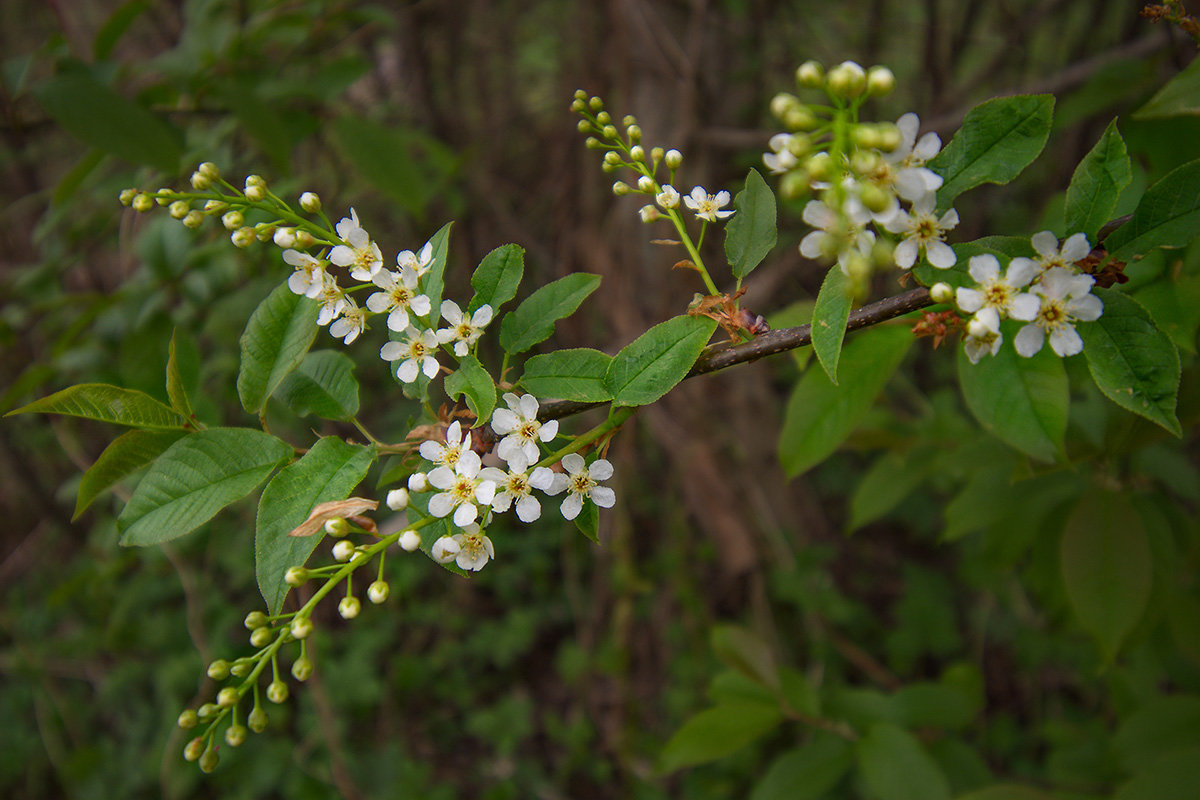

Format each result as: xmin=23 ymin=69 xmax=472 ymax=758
xmin=392 ymin=398 xmax=616 ymax=573
xmin=949 ymin=232 xmax=1102 ymax=363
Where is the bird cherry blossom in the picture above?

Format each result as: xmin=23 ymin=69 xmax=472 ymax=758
xmin=418 ymin=420 xmax=472 ymax=469
xmin=491 ymin=393 xmax=559 ymax=464
xmin=366 ymin=265 xmax=432 ymax=332
xmin=881 ymin=113 xmax=944 ymax=201
xmin=656 ymin=185 xmax=681 ymax=211
xmin=329 ymin=208 xmax=383 ymax=282
xmin=684 ymin=186 xmax=735 ymax=222
xmin=328 ymin=299 xmax=366 ymax=344
xmin=963 ymin=314 xmax=1003 ymax=364
xmin=431 ymin=524 xmax=494 ymax=572
xmin=427 ymin=450 xmax=497 ymax=528
xmin=883 ymin=191 xmax=958 ymax=269
xmin=955 ymin=254 xmax=1039 ymax=332
xmin=1013 ymin=267 xmax=1104 ymax=358
xmin=763 ymin=133 xmax=798 ymax=175
xmin=396 ymin=240 xmax=434 ymax=279
xmin=557 ymin=453 xmax=616 ymax=521
xmin=799 ymin=196 xmax=875 ymax=268
xmin=436 ymin=300 xmax=493 ymax=356
xmin=478 ymin=454 xmax=558 ymax=523
xmin=285 ymin=249 xmax=327 ymax=298
xmin=380 ymin=327 xmax=440 ymax=383
xmin=1010 ymin=231 xmax=1091 ymax=279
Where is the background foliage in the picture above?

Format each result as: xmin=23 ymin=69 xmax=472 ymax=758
xmin=2 ymin=1 xmax=1198 ymax=798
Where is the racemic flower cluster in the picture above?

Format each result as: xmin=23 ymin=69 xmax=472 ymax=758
xmin=947 ymin=231 xmax=1103 ymax=363
xmin=403 ymin=397 xmax=615 ymax=573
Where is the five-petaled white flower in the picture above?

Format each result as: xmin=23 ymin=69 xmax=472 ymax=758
xmin=431 ymin=525 xmax=495 ymax=572
xmin=427 ymin=450 xmax=497 ymax=528
xmin=314 ymin=275 xmax=348 ymax=326
xmin=763 ymin=133 xmax=798 ymax=175
xmin=656 ymin=185 xmax=680 ymax=211
xmin=1009 ymin=231 xmax=1091 ymax=279
xmin=285 ymin=249 xmax=327 ymax=298
xmin=881 ymin=113 xmax=944 ymax=202
xmin=329 ymin=298 xmax=366 ymax=344
xmin=491 ymin=393 xmax=559 ymax=465
xmin=955 ymin=254 xmax=1039 ymax=332
xmin=419 ymin=420 xmax=472 ymax=469
xmin=963 ymin=314 xmax=1003 ymax=364
xmin=684 ymin=186 xmax=735 ymax=222
xmin=1014 ymin=267 xmax=1104 ymax=358
xmin=436 ymin=300 xmax=493 ymax=357
xmin=366 ymin=266 xmax=432 ymax=332
xmin=380 ymin=326 xmax=440 ymax=383
xmin=329 ymin=208 xmax=383 ymax=282
xmin=556 ymin=453 xmax=616 ymax=521
xmin=479 ymin=454 xmax=557 ymax=523
xmin=883 ymin=191 xmax=958 ymax=269
xmin=396 ymin=240 xmax=434 ymax=279
xmin=799 ymin=197 xmax=875 ymax=266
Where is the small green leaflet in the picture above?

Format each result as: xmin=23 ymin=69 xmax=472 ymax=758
xmin=1064 ymin=120 xmax=1131 ymax=241
xmin=236 ymin=282 xmax=319 ymax=415
xmin=499 ymin=273 xmax=601 ymax=355
xmin=6 ymin=383 xmax=186 ymax=429
xmin=74 ymin=429 xmax=186 ymax=519
xmin=812 ymin=266 xmax=852 ymax=383
xmin=752 ymin=735 xmax=854 ymax=800
xmin=444 ymin=354 xmax=497 ymax=423
xmin=1133 ymin=56 xmax=1200 ymax=119
xmin=469 ymin=243 xmax=525 ymax=313
xmin=659 ymin=703 xmax=783 ymax=773
xmin=725 ymin=168 xmax=777 ymax=280
xmin=519 ymin=348 xmax=613 ymax=402
xmin=604 ymin=315 xmax=717 ymax=407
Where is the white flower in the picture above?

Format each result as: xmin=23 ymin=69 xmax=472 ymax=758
xmin=883 ymin=191 xmax=958 ymax=269
xmin=479 ymin=454 xmax=557 ymax=523
xmin=684 ymin=186 xmax=735 ymax=222
xmin=427 ymin=450 xmax=497 ymax=528
xmin=491 ymin=393 xmax=559 ymax=465
xmin=380 ymin=327 xmax=440 ymax=383
xmin=1009 ymin=231 xmax=1091 ymax=279
xmin=763 ymin=133 xmax=798 ymax=175
xmin=558 ymin=453 xmax=616 ymax=521
xmin=1013 ymin=267 xmax=1104 ymax=358
xmin=386 ymin=488 xmax=409 ymax=510
xmin=963 ymin=314 xmax=1003 ymax=364
xmin=314 ymin=274 xmax=348 ymax=326
xmin=329 ymin=208 xmax=383 ymax=282
xmin=436 ymin=300 xmax=493 ymax=357
xmin=882 ymin=113 xmax=944 ymax=202
xmin=366 ymin=266 xmax=432 ymax=332
xmin=419 ymin=420 xmax=472 ymax=469
xmin=656 ymin=185 xmax=680 ymax=210
xmin=284 ymin=250 xmax=326 ymax=298
xmin=432 ymin=525 xmax=494 ymax=571
xmin=431 ymin=535 xmax=460 ymax=564
xmin=396 ymin=240 xmax=434 ymax=279
xmin=329 ymin=298 xmax=366 ymax=344
xmin=799 ymin=197 xmax=875 ymax=267
xmin=954 ymin=254 xmax=1039 ymax=331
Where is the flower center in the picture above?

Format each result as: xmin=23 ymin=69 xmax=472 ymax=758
xmin=983 ymin=283 xmax=1011 ymax=307
xmin=569 ymin=473 xmax=594 ymax=495
xmin=1039 ymin=301 xmax=1066 ymax=328
xmin=518 ymin=421 xmax=539 ymax=441
xmin=450 ymin=477 xmax=476 ymax=504
xmin=455 ymin=322 xmax=473 ymax=338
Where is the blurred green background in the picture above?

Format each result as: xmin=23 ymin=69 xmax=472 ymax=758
xmin=2 ymin=1 xmax=1199 ymax=798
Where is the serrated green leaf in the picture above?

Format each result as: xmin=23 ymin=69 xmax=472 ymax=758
xmin=812 ymin=266 xmax=852 ymax=383
xmin=166 ymin=330 xmax=194 ymax=419
xmin=710 ymin=625 xmax=781 ymax=692
xmin=118 ymin=429 xmax=292 ymax=546
xmin=1065 ymin=120 xmax=1131 ymax=240
xmin=659 ymin=703 xmax=783 ymax=773
xmin=855 ymin=722 xmax=952 ymax=800
xmin=604 ymin=315 xmax=717 ymax=407
xmin=1060 ymin=491 xmax=1153 ymax=662
xmin=499 ymin=273 xmax=601 ymax=355
xmin=6 ymin=383 xmax=185 ymax=429
xmin=929 ymin=95 xmax=1054 ymax=207
xmin=1133 ymin=57 xmax=1200 ymax=119
xmin=33 ymin=68 xmax=183 ymax=172
xmin=725 ymin=168 xmax=777 ymax=280
xmin=443 ymin=354 xmax=497 ymax=424
xmin=957 ymin=331 xmax=1067 ymax=462
xmin=778 ymin=325 xmax=912 ymax=476
xmin=751 ymin=734 xmax=854 ymax=800
xmin=1105 ymin=159 xmax=1200 ymax=261
xmin=236 ymin=282 xmax=319 ymax=415
xmin=255 ymin=438 xmax=377 ymax=614
xmin=74 ymin=429 xmax=186 ymax=519
xmin=518 ymin=348 xmax=613 ymax=402
xmin=1079 ymin=288 xmax=1181 ymax=436
xmin=276 ymin=350 xmax=360 ymax=421
xmin=470 ymin=243 xmax=524 ymax=313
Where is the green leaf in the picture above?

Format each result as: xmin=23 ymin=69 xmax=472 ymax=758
xmin=330 ymin=116 xmax=457 ymax=218
xmin=470 ymin=244 xmax=525 ymax=313
xmin=1079 ymin=288 xmax=1181 ymax=436
xmin=778 ymin=325 xmax=912 ymax=477
xmin=751 ymin=734 xmax=854 ymax=800
xmin=1114 ymin=745 xmax=1200 ymax=800
xmin=215 ymin=78 xmax=292 ymax=172
xmin=1060 ymin=491 xmax=1153 ymax=662
xmin=812 ymin=266 xmax=853 ymax=383
xmin=574 ymin=498 xmax=599 ymax=543
xmin=929 ymin=95 xmax=1054 ymax=207
xmin=414 ymin=222 xmax=455 ymax=330
xmin=255 ymin=438 xmax=376 ymax=614
xmin=1113 ymin=695 xmax=1200 ymax=773
xmin=519 ymin=348 xmax=613 ymax=402
xmin=890 ymin=682 xmax=979 ymax=731
xmin=855 ymin=722 xmax=952 ymax=800
xmin=118 ymin=429 xmax=293 ymax=546
xmin=74 ymin=429 xmax=186 ymax=519
xmin=954 ymin=785 xmax=1056 ymax=800
xmin=956 ymin=332 xmax=1067 ymax=462
xmin=1065 ymin=120 xmax=1131 ymax=241
xmin=6 ymin=383 xmax=185 ymax=429
xmin=1133 ymin=57 xmax=1200 ymax=119
xmin=236 ymin=282 xmax=320 ymax=415
xmin=499 ymin=273 xmax=601 ymax=355
xmin=94 ymin=0 xmax=151 ymax=61
xmin=849 ymin=450 xmax=928 ymax=531
xmin=1105 ymin=159 xmax=1200 ymax=261
xmin=166 ymin=330 xmax=194 ymax=419
xmin=443 ymin=354 xmax=497 ymax=424
xmin=276 ymin=350 xmax=360 ymax=421
xmin=710 ymin=625 xmax=781 ymax=693
xmin=33 ymin=68 xmax=183 ymax=173
xmin=604 ymin=315 xmax=717 ymax=407
xmin=725 ymin=168 xmax=777 ymax=280
xmin=659 ymin=703 xmax=783 ymax=773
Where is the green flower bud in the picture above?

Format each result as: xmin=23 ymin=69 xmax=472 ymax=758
xmin=244 ymin=611 xmax=269 ymax=630
xmin=230 ymin=659 xmax=252 ymax=678
xmin=664 ymin=149 xmax=683 ymax=169
xmin=795 ymin=60 xmax=825 ymax=88
xmin=216 ymin=687 xmax=239 ymax=708
xmin=183 ymin=737 xmax=205 ymax=762
xmin=866 ymin=66 xmax=896 ymax=96
xmin=627 ymin=124 xmax=642 ymax=143
xmin=786 ymin=133 xmax=813 ymax=158
xmin=244 ymin=183 xmax=267 ymax=202
xmin=584 ymin=137 xmax=604 ymax=149
xmin=779 ymin=170 xmax=811 ymax=201
xmin=332 ymin=539 xmax=356 ymax=562
xmin=629 ymin=145 xmax=645 ymax=162
xmin=247 ymin=706 xmax=269 ymax=733
xmin=231 ymin=227 xmax=255 ymax=248
xmin=198 ymin=748 xmax=219 ymax=773
xmin=603 ymin=151 xmax=622 ymax=166
xmin=338 ymin=596 xmax=361 ymax=620
xmin=291 ymin=656 xmax=314 ymax=682
xmin=284 ymin=567 xmax=307 ymax=587
xmin=198 ymin=162 xmax=220 ymax=181
xmin=770 ymin=92 xmax=801 ymax=119
xmin=190 ymin=171 xmax=211 ymax=190
xmin=588 ymin=96 xmax=603 ymax=111
xmin=783 ymin=105 xmax=818 ymax=132
xmin=850 ymin=149 xmax=882 ymax=176
xmin=570 ymin=98 xmax=586 ymax=113
xmin=852 ymin=124 xmax=883 ymax=149
xmin=574 ymin=88 xmax=588 ymax=101
xmin=577 ymin=119 xmax=593 ymax=134
xmin=254 ymin=222 xmax=273 ymax=241
xmin=876 ymin=123 xmax=901 ymax=152
xmin=324 ymin=517 xmax=350 ymax=536
xmin=119 ymin=188 xmax=137 ymax=206
xmin=842 ymin=251 xmax=871 ymax=285
xmin=221 ymin=210 xmax=244 ymax=230
xmin=611 ymin=181 xmax=632 ymax=196
xmin=930 ymin=282 xmax=954 ymax=304
xmin=650 ymin=146 xmax=664 ymax=163
xmin=203 ymin=199 xmax=227 ymax=214
xmin=131 ymin=193 xmax=153 ymax=212
xmin=595 ymin=111 xmax=611 ymax=125
xmin=299 ymin=191 xmax=321 ymax=212
xmin=368 ymin=580 xmax=390 ymax=604
xmin=178 ymin=709 xmax=199 ymax=729
xmin=601 ymin=124 xmax=618 ymax=140
xmin=207 ymin=659 xmax=231 ymax=680
xmin=621 ymin=114 xmax=637 ymax=127
xmin=858 ymin=183 xmax=891 ymax=214
xmin=805 ymin=152 xmax=834 ymax=182
xmin=198 ymin=703 xmax=220 ymax=720
xmin=224 ymin=724 xmax=248 ymax=747
xmin=182 ymin=210 xmax=204 ymax=229
xmin=636 ymin=175 xmax=655 ymax=193
xmin=249 ymin=627 xmax=273 ymax=648
xmin=290 ymin=616 xmax=313 ymax=640
xmin=827 ymin=61 xmax=867 ymax=98
xmin=155 ymin=190 xmax=172 ymax=206
xmin=267 ymin=680 xmax=289 ymax=704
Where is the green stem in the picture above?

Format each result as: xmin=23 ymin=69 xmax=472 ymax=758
xmin=535 ymin=405 xmax=636 ymax=469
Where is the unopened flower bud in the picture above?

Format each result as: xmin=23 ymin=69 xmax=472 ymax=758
xmin=230 ymin=660 xmax=252 ymax=677
xmin=231 ymin=227 xmax=255 ymax=248
xmin=338 ymin=596 xmax=361 ymax=619
xmin=273 ymin=227 xmax=296 ymax=248
xmin=254 ymin=222 xmax=273 ymax=241
xmin=119 ymin=188 xmax=137 ymax=206
xmin=827 ymin=61 xmax=867 ymax=98
xmin=636 ymin=175 xmax=655 ymax=193
xmin=408 ymin=472 xmax=428 ymax=492
xmin=294 ymin=229 xmax=316 ymax=248
xmin=290 ymin=617 xmax=313 ymax=640
xmin=249 ymin=627 xmax=273 ymax=648
xmin=639 ymin=204 xmax=661 ymax=223
xmin=603 ymin=151 xmax=622 ymax=166
xmin=858 ymin=183 xmax=891 ymax=213
xmin=168 ymin=200 xmax=190 ymax=219
xmin=247 ymin=706 xmax=269 ymax=733
xmin=795 ymin=60 xmax=825 ymax=88
xmin=843 ymin=252 xmax=871 ymax=285
xmin=324 ymin=517 xmax=350 ymax=536
xmin=866 ymin=66 xmax=896 ymax=96
xmin=779 ymin=170 xmax=811 ymax=201
xmin=131 ymin=193 xmax=153 ymax=212
xmin=221 ymin=210 xmax=244 ymax=230
xmin=197 ymin=703 xmax=220 ymax=720
xmin=332 ymin=539 xmax=356 ymax=562
xmin=589 ymin=96 xmax=603 ymax=111
xmin=267 ymin=680 xmax=289 ymax=704
xmin=182 ymin=210 xmax=204 ymax=229
xmin=399 ymin=530 xmax=421 ymax=552
xmin=203 ymin=199 xmax=227 ymax=214
xmin=155 ymin=190 xmax=172 ymax=206
xmin=198 ymin=748 xmax=219 ymax=773
xmin=244 ymin=183 xmax=266 ymax=202
xmin=570 ymin=98 xmax=586 ymax=113
xmin=805 ymin=152 xmax=834 ymax=182
xmin=225 ymin=724 xmax=247 ymax=747
xmin=853 ymin=124 xmax=883 ymax=149
xmin=386 ymin=488 xmax=409 ymax=510
xmin=650 ymin=146 xmax=664 ymax=163
xmin=183 ymin=737 xmax=205 ymax=762
xmin=198 ymin=162 xmax=220 ymax=181
xmin=629 ymin=145 xmax=645 ymax=162
xmin=190 ymin=171 xmax=211 ymax=190
xmin=284 ymin=566 xmax=307 ymax=586
xmin=783 ymin=105 xmax=818 ymax=132
xmin=850 ymin=150 xmax=882 ymax=176
xmin=178 ymin=710 xmax=199 ymax=729
xmin=245 ymin=174 xmax=266 ymax=188
xmin=876 ymin=123 xmax=902 ymax=152
xmin=299 ymin=191 xmax=321 ymax=212
xmin=627 ymin=125 xmax=642 ymax=143
xmin=585 ymin=136 xmax=604 ymax=149
xmin=602 ymin=124 xmax=618 ymax=139
xmin=577 ymin=119 xmax=593 ymax=134
xmin=291 ymin=656 xmax=314 ymax=681
xmin=770 ymin=92 xmax=801 ymax=119
xmin=368 ymin=580 xmax=390 ymax=604
xmin=207 ymin=659 xmax=231 ymax=680
xmin=622 ymin=114 xmax=637 ymax=127
xmin=216 ymin=687 xmax=239 ymax=708
xmin=244 ymin=611 xmax=269 ymax=630
xmin=930 ymin=282 xmax=954 ymax=304
xmin=787 ymin=133 xmax=813 ymax=158
xmin=664 ymin=149 xmax=683 ymax=169
xmin=595 ymin=111 xmax=611 ymax=125
xmin=612 ymin=181 xmax=632 ymax=196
